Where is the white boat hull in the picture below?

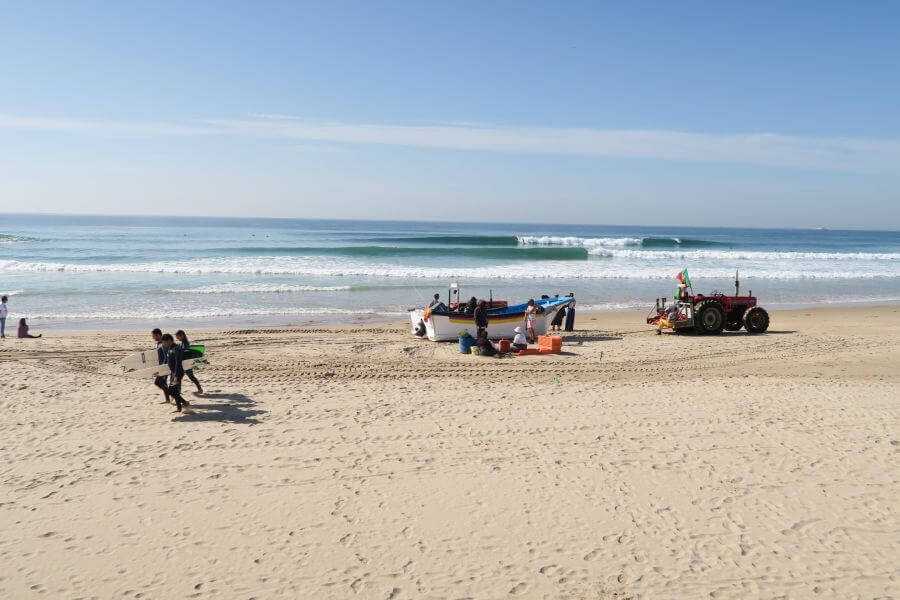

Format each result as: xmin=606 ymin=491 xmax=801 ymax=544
xmin=409 ymin=301 xmax=569 ymax=342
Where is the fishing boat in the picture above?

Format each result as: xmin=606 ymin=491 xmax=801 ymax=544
xmin=409 ymin=285 xmax=573 ymax=341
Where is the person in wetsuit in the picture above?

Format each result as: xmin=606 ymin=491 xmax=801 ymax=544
xmin=161 ymin=333 xmax=190 ymax=412
xmin=151 ymin=328 xmax=170 ymax=404
xmin=175 ymin=329 xmax=203 ymax=394
xmin=474 ymin=300 xmax=488 ymax=337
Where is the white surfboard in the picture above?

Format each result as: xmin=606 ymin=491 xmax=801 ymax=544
xmin=122 ymin=358 xmax=201 ymax=379
xmin=119 ymin=349 xmax=160 ymax=371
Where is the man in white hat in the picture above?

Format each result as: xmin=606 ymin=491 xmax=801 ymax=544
xmin=512 ymin=326 xmax=528 ymax=350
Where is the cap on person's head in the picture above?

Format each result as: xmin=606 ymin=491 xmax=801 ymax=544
xmin=152 ymin=328 xmax=162 ymax=335
xmin=514 ymin=326 xmax=522 ymax=333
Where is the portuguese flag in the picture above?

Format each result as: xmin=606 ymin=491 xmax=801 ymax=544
xmin=675 ymin=268 xmax=692 ymax=287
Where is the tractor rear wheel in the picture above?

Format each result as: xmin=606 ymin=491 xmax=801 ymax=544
xmin=694 ymin=300 xmax=725 ymax=334
xmin=743 ymin=307 xmax=770 ymax=333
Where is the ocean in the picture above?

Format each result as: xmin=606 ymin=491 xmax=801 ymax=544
xmin=2 ymin=213 xmax=899 ymax=330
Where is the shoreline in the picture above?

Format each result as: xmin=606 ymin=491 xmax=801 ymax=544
xmin=16 ymin=300 xmax=900 ymax=333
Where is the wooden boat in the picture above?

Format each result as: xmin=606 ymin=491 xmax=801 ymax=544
xmin=409 ymin=296 xmax=572 ymax=341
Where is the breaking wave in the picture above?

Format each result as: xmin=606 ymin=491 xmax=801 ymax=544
xmin=0 ymin=234 xmax=36 ymax=244
xmin=518 ymin=235 xmax=727 ymax=248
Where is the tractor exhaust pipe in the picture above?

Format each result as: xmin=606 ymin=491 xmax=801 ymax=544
xmin=735 ymin=270 xmax=740 ymax=296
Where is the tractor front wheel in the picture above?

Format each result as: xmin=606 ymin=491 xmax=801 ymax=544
xmin=744 ymin=307 xmax=770 ymax=333
xmin=694 ymin=301 xmax=726 ymax=334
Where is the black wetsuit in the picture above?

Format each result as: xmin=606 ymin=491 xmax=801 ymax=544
xmin=476 ymin=337 xmax=497 ymax=356
xmin=153 ymin=342 xmax=170 ymax=403
xmin=180 ymin=337 xmax=202 ymax=392
xmin=166 ymin=345 xmax=189 ymax=411
xmin=473 ymin=305 xmax=488 ymax=336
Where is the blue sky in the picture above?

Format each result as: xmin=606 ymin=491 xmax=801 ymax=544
xmin=1 ymin=1 xmax=898 ymax=227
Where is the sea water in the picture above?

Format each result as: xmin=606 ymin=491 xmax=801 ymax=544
xmin=1 ymin=213 xmax=899 ymax=330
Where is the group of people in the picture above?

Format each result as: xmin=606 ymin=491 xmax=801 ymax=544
xmin=151 ymin=328 xmax=203 ymax=413
xmin=0 ymin=296 xmax=41 ymax=339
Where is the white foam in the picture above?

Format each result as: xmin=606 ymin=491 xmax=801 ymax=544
xmin=25 ymin=306 xmax=406 ymax=320
xmin=166 ymin=283 xmax=353 ymax=294
xmin=1 ymin=256 xmax=899 ymax=280
xmin=1 ymin=289 xmax=25 ymax=296
xmin=518 ymin=235 xmax=643 ymax=248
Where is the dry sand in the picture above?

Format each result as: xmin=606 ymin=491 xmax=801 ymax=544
xmin=1 ymin=306 xmax=898 ymax=599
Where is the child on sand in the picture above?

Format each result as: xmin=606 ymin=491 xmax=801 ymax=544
xmin=17 ymin=318 xmax=41 ymax=339
xmin=512 ymin=326 xmax=528 ymax=351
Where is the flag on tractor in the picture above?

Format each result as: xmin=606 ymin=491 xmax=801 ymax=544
xmin=675 ymin=268 xmax=692 ymax=287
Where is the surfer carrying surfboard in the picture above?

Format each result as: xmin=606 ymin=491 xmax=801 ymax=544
xmin=161 ymin=333 xmax=191 ymax=412
xmin=151 ymin=328 xmax=171 ymax=404
xmin=175 ymin=330 xmax=203 ymax=394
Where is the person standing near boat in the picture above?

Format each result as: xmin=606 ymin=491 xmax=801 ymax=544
xmin=474 ymin=299 xmax=488 ymax=337
xmin=428 ymin=293 xmax=441 ymax=308
xmin=550 ymin=297 xmax=566 ymax=332
xmin=524 ymin=299 xmax=539 ymax=343
xmin=564 ymin=293 xmax=576 ymax=331
xmin=0 ymin=295 xmax=7 ymax=339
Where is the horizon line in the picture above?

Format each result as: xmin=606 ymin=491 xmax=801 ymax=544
xmin=2 ymin=210 xmax=897 ymax=233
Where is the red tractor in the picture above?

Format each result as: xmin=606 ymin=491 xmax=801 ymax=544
xmin=647 ymin=272 xmax=770 ymax=334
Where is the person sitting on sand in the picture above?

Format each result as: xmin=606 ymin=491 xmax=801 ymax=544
xmin=17 ymin=318 xmax=41 ymax=339
xmin=161 ymin=333 xmax=191 ymax=413
xmin=475 ymin=329 xmax=497 ymax=356
xmin=512 ymin=326 xmax=528 ymax=351
xmin=175 ymin=329 xmax=203 ymax=394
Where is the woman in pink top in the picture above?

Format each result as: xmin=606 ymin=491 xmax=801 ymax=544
xmin=17 ymin=318 xmax=41 ymax=339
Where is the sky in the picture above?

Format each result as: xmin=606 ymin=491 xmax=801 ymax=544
xmin=0 ymin=1 xmax=898 ymax=228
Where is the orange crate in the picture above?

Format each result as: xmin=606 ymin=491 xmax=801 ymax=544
xmin=497 ymin=339 xmax=511 ymax=352
xmin=537 ymin=335 xmax=562 ymax=353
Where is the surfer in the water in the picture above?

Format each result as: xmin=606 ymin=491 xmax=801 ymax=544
xmin=151 ymin=328 xmax=170 ymax=404
xmin=161 ymin=333 xmax=190 ymax=412
xmin=175 ymin=329 xmax=203 ymax=394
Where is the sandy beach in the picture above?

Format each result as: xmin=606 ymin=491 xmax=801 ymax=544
xmin=1 ymin=306 xmax=898 ymax=599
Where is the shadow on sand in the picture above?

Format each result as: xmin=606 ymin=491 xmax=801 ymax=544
xmin=561 ymin=335 xmax=622 ymax=343
xmin=173 ymin=392 xmax=265 ymax=424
